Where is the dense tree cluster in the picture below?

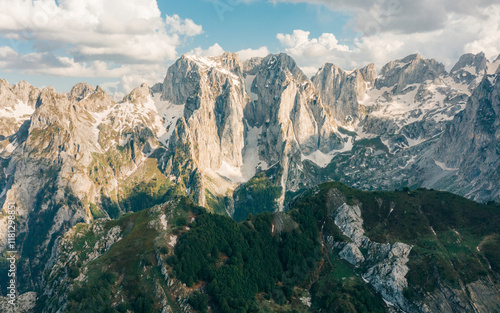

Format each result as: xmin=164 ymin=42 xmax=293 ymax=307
xmin=169 ymin=208 xmax=321 ymax=313
xmin=233 ymin=173 xmax=282 ymax=222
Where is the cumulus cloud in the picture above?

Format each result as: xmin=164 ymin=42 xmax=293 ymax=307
xmin=277 ymin=30 xmax=349 ymax=58
xmin=187 ymin=43 xmax=226 ymax=57
xmin=272 ymin=0 xmax=498 ymax=35
xmin=187 ymin=44 xmax=270 ymax=61
xmin=166 ymin=14 xmax=203 ymax=37
xmin=0 ymin=46 xmax=165 ymax=93
xmin=236 ymin=46 xmax=270 ymax=60
xmin=0 ymin=0 xmax=203 ymax=95
xmin=274 ymin=3 xmax=500 ymax=76
xmin=0 ymin=46 xmax=16 ymax=58
xmin=0 ymin=0 xmax=203 ymax=64
xmin=463 ymin=6 xmax=500 ymax=58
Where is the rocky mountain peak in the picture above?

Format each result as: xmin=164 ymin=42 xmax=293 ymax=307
xmin=0 ymin=80 xmax=38 ymax=149
xmin=0 ymin=80 xmax=19 ymax=108
xmin=160 ymin=52 xmax=250 ymax=176
xmin=400 ymin=52 xmax=423 ymax=63
xmin=161 ymin=55 xmax=206 ymax=104
xmin=360 ymin=63 xmax=377 ymax=85
xmin=214 ymin=51 xmax=243 ymax=73
xmin=12 ymin=81 xmax=40 ymax=108
xmin=180 ymin=53 xmax=243 ymax=77
xmin=0 ymin=80 xmax=38 ymax=106
xmin=312 ymin=62 xmax=371 ymax=123
xmin=124 ymin=83 xmax=151 ymax=103
xmin=66 ymin=83 xmax=113 ymax=113
xmin=261 ymin=53 xmax=308 ymax=82
xmin=434 ymin=73 xmax=500 ymax=201
xmin=245 ymin=53 xmax=308 ymax=127
xmin=375 ymin=53 xmax=446 ymax=93
xmin=81 ymin=86 xmax=114 ymax=113
xmin=451 ymin=52 xmax=487 ymax=74
xmin=35 ymin=86 xmax=65 ymax=108
xmin=449 ymin=52 xmax=492 ymax=85
xmin=69 ymin=82 xmax=96 ymax=101
xmin=315 ymin=63 xmax=345 ymax=78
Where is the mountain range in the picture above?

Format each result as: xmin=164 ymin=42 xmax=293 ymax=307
xmin=0 ymin=51 xmax=499 ymax=312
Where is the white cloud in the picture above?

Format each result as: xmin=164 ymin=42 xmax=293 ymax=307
xmin=0 ymin=46 xmax=16 ymax=58
xmin=276 ymin=30 xmax=355 ymax=75
xmin=277 ymin=30 xmax=349 ymax=58
xmin=166 ymin=14 xmax=203 ymax=37
xmin=0 ymin=47 xmax=165 ymax=87
xmin=463 ymin=6 xmax=500 ymax=58
xmin=0 ymin=0 xmax=201 ymax=63
xmin=236 ymin=46 xmax=270 ymax=60
xmin=275 ymin=3 xmax=500 ymax=76
xmin=266 ymin=0 xmax=500 ymax=75
xmin=0 ymin=0 xmax=203 ymax=95
xmin=272 ymin=0 xmax=498 ymax=34
xmin=187 ymin=43 xmax=226 ymax=57
xmin=187 ymin=44 xmax=270 ymax=61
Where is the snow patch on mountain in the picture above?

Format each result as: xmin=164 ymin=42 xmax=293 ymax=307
xmin=185 ymin=54 xmax=240 ymax=86
xmin=152 ymin=93 xmax=184 ymax=146
xmin=216 ymin=161 xmax=245 ymax=183
xmin=244 ymin=74 xmax=258 ymax=101
xmin=301 ymin=137 xmax=354 ymax=167
xmin=241 ymin=125 xmax=268 ymax=179
xmin=0 ymin=100 xmax=34 ymax=121
xmin=487 ymin=59 xmax=500 ymax=75
xmin=434 ymin=159 xmax=459 ymax=171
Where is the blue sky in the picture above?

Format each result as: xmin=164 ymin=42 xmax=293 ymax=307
xmin=0 ymin=0 xmax=498 ymax=97
xmin=159 ymin=1 xmax=353 ymax=52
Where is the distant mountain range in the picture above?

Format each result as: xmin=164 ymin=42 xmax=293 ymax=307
xmin=0 ymin=51 xmax=499 ymax=312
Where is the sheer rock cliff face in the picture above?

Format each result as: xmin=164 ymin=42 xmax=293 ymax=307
xmin=312 ymin=62 xmax=376 ymax=124
xmin=162 ymin=52 xmax=247 ymax=171
xmin=434 ymin=76 xmax=500 ymax=201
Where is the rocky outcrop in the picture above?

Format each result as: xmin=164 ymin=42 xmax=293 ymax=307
xmin=339 ymin=242 xmax=365 ymax=266
xmin=0 ymin=80 xmax=39 ymax=158
xmin=363 ymin=242 xmax=413 ymax=310
xmin=0 ymin=291 xmax=37 ymax=313
xmin=421 ymin=279 xmax=500 ymax=313
xmin=242 ymin=57 xmax=263 ymax=74
xmin=331 ymin=203 xmax=414 ymax=312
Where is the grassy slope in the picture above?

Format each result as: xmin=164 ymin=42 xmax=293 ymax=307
xmin=39 ymin=181 xmax=500 ymax=313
